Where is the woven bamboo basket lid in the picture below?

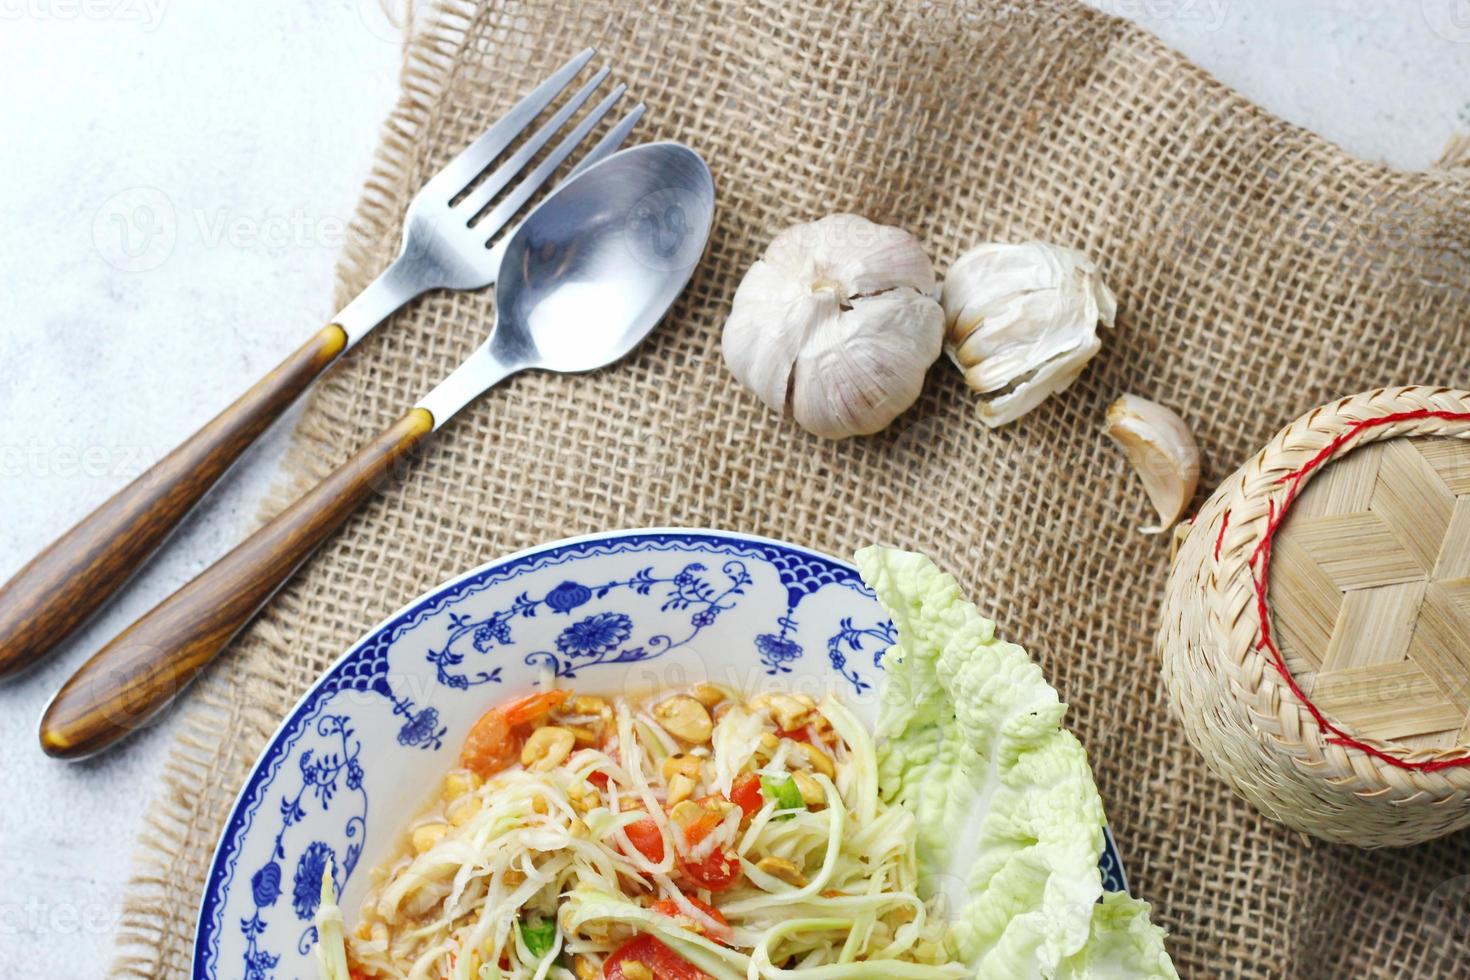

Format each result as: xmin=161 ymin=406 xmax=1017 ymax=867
xmin=1158 ymin=387 xmax=1470 ymax=847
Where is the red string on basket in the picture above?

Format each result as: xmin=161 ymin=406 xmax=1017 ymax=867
xmin=1239 ymin=408 xmax=1470 ymax=772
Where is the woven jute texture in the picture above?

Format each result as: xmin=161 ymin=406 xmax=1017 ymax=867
xmin=114 ymin=1 xmax=1470 ymax=976
xmin=1160 ymin=389 xmax=1470 ymax=849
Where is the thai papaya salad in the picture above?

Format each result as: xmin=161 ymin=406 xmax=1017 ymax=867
xmin=314 ymin=683 xmax=961 ymax=979
xmin=315 ymin=547 xmax=1180 ymax=979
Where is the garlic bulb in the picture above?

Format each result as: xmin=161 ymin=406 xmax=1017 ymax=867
xmin=1105 ymin=394 xmax=1200 ymax=534
xmin=942 ymin=241 xmax=1116 ymax=427
xmin=721 ymin=214 xmax=944 ymax=439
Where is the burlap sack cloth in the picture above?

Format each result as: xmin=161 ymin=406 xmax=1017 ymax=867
xmin=113 ymin=1 xmax=1470 ymax=976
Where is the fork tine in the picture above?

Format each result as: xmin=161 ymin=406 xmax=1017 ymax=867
xmin=423 ymin=47 xmax=595 ymax=201
xmin=564 ymin=102 xmax=646 ymax=182
xmin=457 ymin=66 xmax=611 ymax=223
xmin=475 ymin=85 xmax=630 ymax=245
xmin=481 ymin=101 xmax=644 ymax=272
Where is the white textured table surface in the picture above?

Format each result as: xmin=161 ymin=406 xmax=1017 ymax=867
xmin=0 ymin=3 xmax=1465 ymax=977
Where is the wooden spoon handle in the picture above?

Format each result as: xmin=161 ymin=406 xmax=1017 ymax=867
xmin=39 ymin=407 xmax=435 ymax=759
xmin=0 ymin=324 xmax=349 ymax=679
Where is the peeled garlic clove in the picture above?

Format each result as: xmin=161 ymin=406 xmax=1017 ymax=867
xmin=721 ymin=214 xmax=944 ymax=439
xmin=974 ymin=332 xmax=1102 ymax=426
xmin=942 ymin=241 xmax=1116 ymax=427
xmin=1105 ymin=394 xmax=1200 ymax=534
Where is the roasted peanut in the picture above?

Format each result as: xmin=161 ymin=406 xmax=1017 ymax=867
xmin=411 ymin=822 xmax=448 ymax=854
xmin=756 ymin=855 xmax=807 ymax=887
xmin=795 ymin=741 xmax=836 ymax=780
xmin=669 ymin=800 xmax=705 ymax=829
xmin=654 ymin=695 xmax=713 ymax=743
xmin=753 ymin=693 xmax=814 ymax=732
xmin=748 ymin=732 xmax=780 ymax=771
xmin=447 ymin=796 xmax=482 ymax=827
xmin=667 ymin=773 xmax=697 ymax=806
xmin=690 ymin=683 xmax=730 ymax=708
xmin=441 ymin=769 xmax=482 ymax=802
xmin=567 ymin=694 xmax=614 ymax=728
xmin=521 ymin=725 xmax=576 ymax=772
xmin=791 ymin=770 xmax=825 ymax=808
xmin=566 ymin=781 xmax=597 ymax=814
xmin=565 ymin=724 xmax=600 ymax=747
xmin=661 ymin=753 xmax=702 ymax=782
xmin=572 ymin=954 xmax=599 ymax=980
xmin=620 ymin=963 xmax=654 ymax=980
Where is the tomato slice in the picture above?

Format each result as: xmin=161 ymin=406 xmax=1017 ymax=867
xmin=458 ymin=708 xmax=518 ymax=777
xmin=588 ymin=770 xmax=610 ymax=790
xmin=604 ymin=935 xmax=710 ymax=979
xmin=651 ymin=896 xmax=730 ymax=942
xmin=729 ymin=773 xmax=763 ymax=818
xmin=500 ymin=689 xmax=571 ymax=728
xmin=679 ymin=847 xmax=740 ymax=891
xmin=622 ymin=816 xmax=666 ymax=863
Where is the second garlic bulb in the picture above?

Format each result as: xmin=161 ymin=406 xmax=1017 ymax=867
xmin=942 ymin=241 xmax=1116 ymax=427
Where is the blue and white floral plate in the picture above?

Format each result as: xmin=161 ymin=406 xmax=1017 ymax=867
xmin=194 ymin=529 xmax=1125 ymax=979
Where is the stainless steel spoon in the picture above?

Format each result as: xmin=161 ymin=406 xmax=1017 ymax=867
xmin=41 ymin=142 xmax=716 ymax=759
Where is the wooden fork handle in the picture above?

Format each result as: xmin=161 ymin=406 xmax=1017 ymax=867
xmin=39 ymin=407 xmax=435 ymax=759
xmin=0 ymin=324 xmax=348 ymax=680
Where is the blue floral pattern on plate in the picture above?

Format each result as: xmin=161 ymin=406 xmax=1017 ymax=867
xmin=193 ymin=530 xmax=1127 ymax=979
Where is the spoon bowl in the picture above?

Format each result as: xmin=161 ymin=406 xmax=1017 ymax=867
xmin=495 ymin=142 xmax=714 ymax=372
xmin=419 ymin=141 xmax=715 ymax=422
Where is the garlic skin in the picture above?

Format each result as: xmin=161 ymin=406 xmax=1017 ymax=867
xmin=942 ymin=241 xmax=1117 ymax=427
xmin=721 ymin=214 xmax=944 ymax=439
xmin=1105 ymin=394 xmax=1200 ymax=534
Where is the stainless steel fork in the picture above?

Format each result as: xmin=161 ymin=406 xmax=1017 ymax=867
xmin=0 ymin=49 xmax=643 ymax=679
